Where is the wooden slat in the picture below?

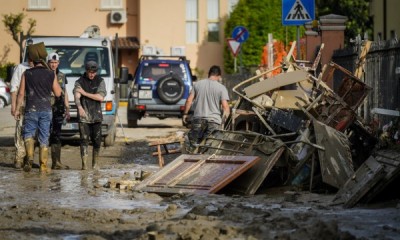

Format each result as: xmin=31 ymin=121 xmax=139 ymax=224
xmin=134 ymin=154 xmax=260 ymax=195
xmin=243 ymin=70 xmax=309 ymax=98
xmin=148 ymin=138 xmax=183 ymax=168
xmin=362 ymin=149 xmax=400 ymax=203
xmin=313 ymin=120 xmax=354 ymax=188
xmin=225 ymin=147 xmax=285 ymax=195
xmin=332 ymin=156 xmax=386 ymax=208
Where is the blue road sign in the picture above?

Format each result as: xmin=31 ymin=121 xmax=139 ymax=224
xmin=231 ymin=26 xmax=249 ymax=43
xmin=282 ymin=0 xmax=315 ymax=26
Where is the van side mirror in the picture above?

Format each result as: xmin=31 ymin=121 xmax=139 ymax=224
xmin=119 ymin=67 xmax=129 ymax=84
xmin=192 ymin=75 xmax=197 ymax=82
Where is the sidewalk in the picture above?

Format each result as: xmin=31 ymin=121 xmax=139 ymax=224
xmin=0 ymin=105 xmax=16 ymax=137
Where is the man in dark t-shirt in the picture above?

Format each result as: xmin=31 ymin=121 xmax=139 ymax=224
xmin=14 ymin=42 xmax=62 ymax=173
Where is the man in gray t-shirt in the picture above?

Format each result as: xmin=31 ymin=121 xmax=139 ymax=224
xmin=183 ymin=65 xmax=230 ymax=150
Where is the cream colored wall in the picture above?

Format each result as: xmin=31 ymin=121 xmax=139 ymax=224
xmin=139 ymin=0 xmax=230 ymax=76
xmin=386 ymin=0 xmax=400 ymax=40
xmin=0 ymin=0 xmax=139 ymax=65
xmin=1 ymin=0 xmax=232 ymax=76
xmin=370 ymin=0 xmax=400 ymax=40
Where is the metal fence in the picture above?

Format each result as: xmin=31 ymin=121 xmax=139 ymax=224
xmin=333 ymin=40 xmax=400 ymax=124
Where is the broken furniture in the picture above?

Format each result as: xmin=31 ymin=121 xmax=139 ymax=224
xmin=135 ymin=40 xmax=399 ymax=207
xmin=148 ymin=137 xmax=184 ymax=168
xmin=134 ymin=154 xmax=260 ymax=195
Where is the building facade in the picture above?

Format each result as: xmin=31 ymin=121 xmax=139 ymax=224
xmin=370 ymin=0 xmax=400 ymax=41
xmin=0 ymin=0 xmax=239 ymax=76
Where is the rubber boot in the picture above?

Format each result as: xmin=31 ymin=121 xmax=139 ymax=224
xmin=92 ymin=148 xmax=100 ymax=170
xmin=39 ymin=146 xmax=50 ymax=173
xmin=81 ymin=146 xmax=88 ymax=170
xmin=51 ymin=143 xmax=69 ymax=170
xmin=23 ymin=138 xmax=35 ymax=172
xmin=14 ymin=160 xmax=23 ymax=169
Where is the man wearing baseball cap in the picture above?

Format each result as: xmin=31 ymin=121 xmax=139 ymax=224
xmin=47 ymin=52 xmax=70 ymax=170
xmin=73 ymin=60 xmax=106 ymax=170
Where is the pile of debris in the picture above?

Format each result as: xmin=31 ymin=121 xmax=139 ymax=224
xmin=135 ymin=43 xmax=400 ymax=208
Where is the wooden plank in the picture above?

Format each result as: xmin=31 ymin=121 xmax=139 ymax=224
xmin=151 ymin=149 xmax=181 ymax=156
xmin=243 ymin=70 xmax=309 ymax=98
xmin=362 ymin=149 xmax=400 ymax=203
xmin=354 ymin=40 xmax=371 ymax=79
xmin=311 ymin=43 xmax=324 ymax=72
xmin=148 ymin=138 xmax=183 ymax=168
xmin=313 ymin=120 xmax=354 ymax=188
xmin=225 ymin=147 xmax=285 ymax=195
xmin=134 ymin=154 xmax=260 ymax=195
xmin=332 ymin=156 xmax=386 ymax=208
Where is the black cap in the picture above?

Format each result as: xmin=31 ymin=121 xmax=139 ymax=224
xmin=85 ymin=61 xmax=98 ymax=71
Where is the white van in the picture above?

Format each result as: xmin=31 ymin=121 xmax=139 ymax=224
xmin=24 ymin=36 xmax=122 ymax=146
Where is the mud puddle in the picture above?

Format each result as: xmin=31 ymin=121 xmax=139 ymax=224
xmin=0 ymin=168 xmax=165 ymax=210
xmin=0 ymin=141 xmax=399 ymax=240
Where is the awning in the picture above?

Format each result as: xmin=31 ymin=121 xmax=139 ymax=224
xmin=112 ymin=37 xmax=140 ymax=49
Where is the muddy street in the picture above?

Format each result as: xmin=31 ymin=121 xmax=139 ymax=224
xmin=0 ymin=106 xmax=399 ymax=240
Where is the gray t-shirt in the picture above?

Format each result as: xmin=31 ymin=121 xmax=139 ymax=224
xmin=191 ymin=78 xmax=229 ymax=124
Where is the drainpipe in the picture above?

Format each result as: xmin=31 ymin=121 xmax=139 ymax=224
xmin=383 ymin=0 xmax=387 ymax=40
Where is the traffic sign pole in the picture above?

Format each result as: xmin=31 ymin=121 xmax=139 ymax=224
xmin=282 ymin=0 xmax=315 ymax=60
xmin=231 ymin=26 xmax=249 ymax=73
xmin=234 ymin=56 xmax=237 ymax=73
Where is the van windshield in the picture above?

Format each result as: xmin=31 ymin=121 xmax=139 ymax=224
xmin=43 ymin=46 xmax=111 ymax=77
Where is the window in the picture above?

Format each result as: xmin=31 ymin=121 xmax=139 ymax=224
xmin=228 ymin=0 xmax=239 ymax=15
xmin=207 ymin=0 xmax=219 ymax=42
xmin=186 ymin=0 xmax=198 ymax=44
xmin=100 ymin=0 xmax=123 ymax=10
xmin=141 ymin=63 xmax=188 ymax=82
xmin=28 ymin=0 xmax=51 ymax=10
xmin=40 ymin=46 xmax=111 ymax=77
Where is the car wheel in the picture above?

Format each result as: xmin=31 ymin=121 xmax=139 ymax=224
xmin=128 ymin=119 xmax=138 ymax=128
xmin=157 ymin=74 xmax=185 ymax=104
xmin=0 ymin=98 xmax=5 ymax=108
xmin=104 ymin=124 xmax=116 ymax=147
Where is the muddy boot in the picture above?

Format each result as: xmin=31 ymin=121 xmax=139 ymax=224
xmin=31 ymin=139 xmax=40 ymax=169
xmin=81 ymin=146 xmax=88 ymax=170
xmin=14 ymin=160 xmax=23 ymax=169
xmin=51 ymin=144 xmax=69 ymax=170
xmin=39 ymin=146 xmax=50 ymax=173
xmin=92 ymin=148 xmax=100 ymax=170
xmin=23 ymin=138 xmax=35 ymax=172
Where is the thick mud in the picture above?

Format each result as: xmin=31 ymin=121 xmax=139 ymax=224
xmin=0 ymin=138 xmax=399 ymax=240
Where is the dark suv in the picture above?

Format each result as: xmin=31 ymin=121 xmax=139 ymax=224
xmin=127 ymin=55 xmax=196 ymax=127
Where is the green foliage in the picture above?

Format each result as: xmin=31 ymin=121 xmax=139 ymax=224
xmin=316 ymin=0 xmax=372 ymax=42
xmin=224 ymin=0 xmax=372 ymax=73
xmin=0 ymin=62 xmax=15 ymax=81
xmin=224 ymin=0 xmax=299 ymax=73
xmin=2 ymin=13 xmax=36 ymax=42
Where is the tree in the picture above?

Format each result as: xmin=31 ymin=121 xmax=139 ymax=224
xmin=2 ymin=13 xmax=36 ymax=62
xmin=224 ymin=0 xmax=372 ymax=73
xmin=316 ymin=0 xmax=372 ymax=42
xmin=224 ymin=0 xmax=298 ymax=74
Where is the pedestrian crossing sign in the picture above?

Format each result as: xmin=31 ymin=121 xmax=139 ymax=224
xmin=282 ymin=0 xmax=315 ymax=26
